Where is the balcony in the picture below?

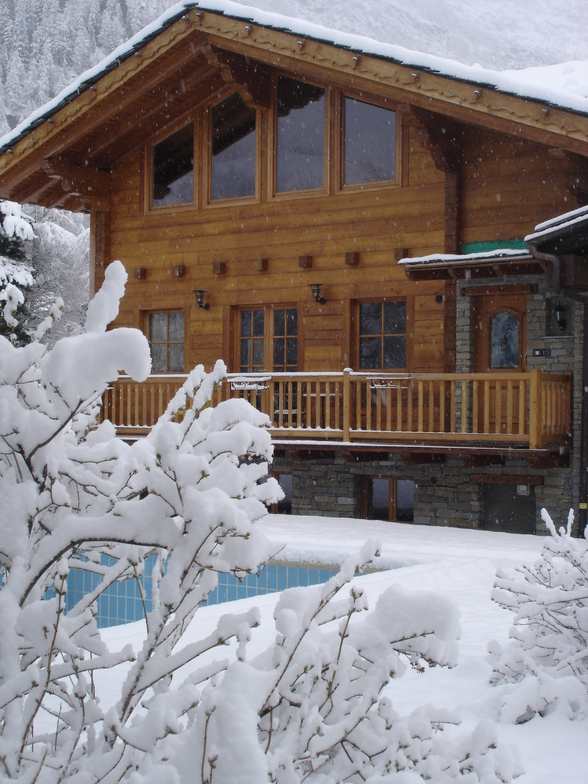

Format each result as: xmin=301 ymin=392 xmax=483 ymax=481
xmin=102 ymin=370 xmax=571 ymax=457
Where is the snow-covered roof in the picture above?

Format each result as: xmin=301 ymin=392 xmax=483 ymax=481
xmin=398 ymin=249 xmax=532 ymax=267
xmin=1 ymin=0 xmax=588 ymax=157
xmin=525 ymin=205 xmax=588 ymax=246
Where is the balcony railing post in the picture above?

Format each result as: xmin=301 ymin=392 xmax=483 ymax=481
xmin=343 ymin=368 xmax=351 ymax=441
xmin=529 ymin=368 xmax=542 ymax=449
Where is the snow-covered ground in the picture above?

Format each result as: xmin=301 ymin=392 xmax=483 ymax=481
xmin=101 ymin=514 xmax=588 ymax=784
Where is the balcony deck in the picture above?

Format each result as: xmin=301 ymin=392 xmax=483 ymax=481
xmin=102 ymin=369 xmax=571 ymax=456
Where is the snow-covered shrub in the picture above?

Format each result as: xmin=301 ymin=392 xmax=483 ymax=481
xmin=0 ymin=200 xmax=34 ymax=343
xmin=0 ymin=259 xmax=519 ymax=783
xmin=489 ymin=509 xmax=588 ymax=722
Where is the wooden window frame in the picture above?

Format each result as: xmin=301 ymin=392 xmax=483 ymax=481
xmin=360 ymin=475 xmax=414 ymax=523
xmin=353 ymin=297 xmax=413 ymax=372
xmin=203 ymin=89 xmax=262 ymax=209
xmin=269 ymin=73 xmax=331 ymax=202
xmin=145 ymin=117 xmax=198 ymax=214
xmin=143 ymin=308 xmax=187 ymax=374
xmin=336 ymin=91 xmax=402 ymax=194
xmin=233 ymin=304 xmax=302 ymax=373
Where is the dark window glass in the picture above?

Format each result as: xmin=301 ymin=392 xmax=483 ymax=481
xmin=396 ymin=479 xmax=415 ymax=522
xmin=344 ymin=97 xmax=396 ymax=185
xmin=148 ymin=312 xmax=184 ymax=372
xmin=276 ymin=76 xmax=324 ymax=193
xmin=211 ymin=93 xmax=256 ymax=200
xmin=240 ymin=309 xmax=264 ymax=372
xmin=152 ymin=124 xmax=194 ymax=207
xmin=366 ymin=478 xmax=390 ymax=520
xmin=359 ymin=301 xmax=406 ymax=369
xmin=277 ymin=473 xmax=292 ymax=514
xmin=490 ymin=312 xmax=520 ymax=369
xmin=273 ymin=308 xmax=297 ymax=371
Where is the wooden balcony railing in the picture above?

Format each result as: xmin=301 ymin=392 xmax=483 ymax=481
xmin=103 ymin=369 xmax=572 ymax=450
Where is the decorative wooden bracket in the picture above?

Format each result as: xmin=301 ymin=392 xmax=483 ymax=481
xmin=397 ymin=103 xmax=463 ymax=173
xmin=202 ymin=44 xmax=272 ymax=109
xmin=41 ymin=159 xmax=111 ymax=211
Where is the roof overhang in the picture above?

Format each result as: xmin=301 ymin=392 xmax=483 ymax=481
xmin=398 ymin=249 xmax=543 ymax=281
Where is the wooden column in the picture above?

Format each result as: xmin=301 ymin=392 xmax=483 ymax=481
xmin=90 ymin=211 xmax=110 ymax=298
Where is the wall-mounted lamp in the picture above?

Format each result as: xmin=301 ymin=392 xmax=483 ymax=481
xmin=310 ymin=283 xmax=326 ymax=305
xmin=554 ymin=302 xmax=567 ymax=332
xmin=194 ymin=290 xmax=210 ymax=310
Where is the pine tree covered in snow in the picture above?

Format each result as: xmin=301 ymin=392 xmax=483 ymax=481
xmin=489 ymin=509 xmax=588 ymax=723
xmin=0 ymin=262 xmax=521 ymax=783
xmin=0 ymin=200 xmax=34 ymax=344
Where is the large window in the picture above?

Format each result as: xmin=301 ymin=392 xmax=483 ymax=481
xmin=211 ymin=93 xmax=256 ymax=201
xmin=151 ymin=124 xmax=194 ymax=207
xmin=276 ymin=76 xmax=325 ymax=193
xmin=344 ymin=97 xmax=396 ymax=186
xmin=358 ymin=301 xmax=406 ymax=369
xmin=238 ymin=306 xmax=298 ymax=372
xmin=148 ymin=312 xmax=184 ymax=372
xmin=361 ymin=477 xmax=414 ymax=522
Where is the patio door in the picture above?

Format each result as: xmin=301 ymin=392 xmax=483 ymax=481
xmin=473 ymin=291 xmax=527 ymax=434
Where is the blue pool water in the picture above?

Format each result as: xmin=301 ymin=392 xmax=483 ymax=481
xmin=64 ymin=557 xmax=337 ymax=627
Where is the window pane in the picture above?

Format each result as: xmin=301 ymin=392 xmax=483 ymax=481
xmin=277 ymin=474 xmax=292 ymax=514
xmin=241 ymin=310 xmax=252 ymax=337
xmin=149 ymin=313 xmax=167 ymax=342
xmin=384 ymin=336 xmax=406 ymax=368
xmin=286 ymin=338 xmax=298 ymax=366
xmin=286 ymin=309 xmax=297 ymax=335
xmin=152 ymin=124 xmax=194 ymax=207
xmin=490 ymin=312 xmax=520 ymax=369
xmin=168 ymin=343 xmax=184 ymax=372
xmin=359 ymin=302 xmax=381 ymax=335
xmin=252 ymin=338 xmax=264 ymax=366
xmin=240 ymin=339 xmax=251 ymax=367
xmin=151 ymin=343 xmax=166 ymax=373
xmin=344 ymin=98 xmax=396 ymax=185
xmin=384 ymin=301 xmax=406 ymax=334
xmin=360 ymin=337 xmax=381 ymax=369
xmin=276 ymin=76 xmax=324 ymax=192
xmin=253 ymin=310 xmax=264 ymax=337
xmin=274 ymin=337 xmax=285 ymax=367
xmin=168 ymin=312 xmax=184 ymax=342
xmin=396 ymin=479 xmax=414 ymax=522
xmin=211 ymin=93 xmax=256 ymax=200
xmin=274 ymin=308 xmax=285 ymax=337
xmin=368 ymin=478 xmax=389 ymax=520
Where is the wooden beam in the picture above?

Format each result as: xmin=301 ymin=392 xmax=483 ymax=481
xmin=41 ymin=159 xmax=111 ymax=199
xmin=11 ymin=175 xmax=55 ymax=204
xmin=202 ymin=44 xmax=272 ymax=108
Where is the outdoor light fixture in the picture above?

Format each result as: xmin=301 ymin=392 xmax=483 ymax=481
xmin=310 ymin=283 xmax=326 ymax=305
xmin=554 ymin=302 xmax=567 ymax=331
xmin=194 ymin=289 xmax=210 ymax=310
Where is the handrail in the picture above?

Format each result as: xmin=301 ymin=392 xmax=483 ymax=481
xmin=104 ymin=370 xmax=572 ymax=449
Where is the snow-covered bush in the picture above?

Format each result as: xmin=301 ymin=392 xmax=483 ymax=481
xmin=0 ymin=200 xmax=34 ymax=343
xmin=0 ymin=260 xmax=519 ymax=783
xmin=489 ymin=509 xmax=588 ymax=722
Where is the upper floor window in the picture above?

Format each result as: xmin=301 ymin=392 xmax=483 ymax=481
xmin=276 ymin=76 xmax=324 ymax=193
xmin=148 ymin=312 xmax=184 ymax=372
xmin=344 ymin=97 xmax=396 ymax=186
xmin=152 ymin=124 xmax=194 ymax=207
xmin=358 ymin=300 xmax=406 ymax=369
xmin=211 ymin=92 xmax=256 ymax=201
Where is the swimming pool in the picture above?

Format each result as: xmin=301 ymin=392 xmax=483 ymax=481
xmin=65 ymin=557 xmax=339 ymax=627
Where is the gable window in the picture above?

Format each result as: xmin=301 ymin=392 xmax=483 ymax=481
xmin=238 ymin=306 xmax=298 ymax=372
xmin=211 ymin=92 xmax=256 ymax=201
xmin=152 ymin=124 xmax=194 ymax=207
xmin=276 ymin=76 xmax=325 ymax=193
xmin=358 ymin=301 xmax=406 ymax=369
xmin=148 ymin=312 xmax=184 ymax=372
xmin=344 ymin=97 xmax=396 ymax=186
xmin=361 ymin=476 xmax=414 ymax=522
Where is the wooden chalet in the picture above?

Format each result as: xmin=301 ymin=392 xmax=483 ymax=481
xmin=1 ymin=1 xmax=588 ymax=533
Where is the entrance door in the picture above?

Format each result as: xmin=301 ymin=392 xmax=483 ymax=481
xmin=474 ymin=292 xmax=527 ymax=434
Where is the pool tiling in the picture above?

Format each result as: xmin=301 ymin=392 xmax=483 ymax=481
xmin=65 ymin=559 xmax=338 ymax=628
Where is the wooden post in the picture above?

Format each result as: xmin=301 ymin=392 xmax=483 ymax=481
xmin=529 ymin=369 xmax=542 ymax=449
xmin=343 ymin=368 xmax=351 ymax=441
